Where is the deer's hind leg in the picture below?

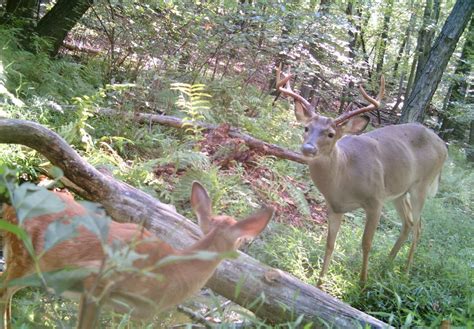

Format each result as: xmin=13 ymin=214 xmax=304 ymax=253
xmin=405 ymin=185 xmax=430 ymax=272
xmin=389 ymin=194 xmax=414 ymax=260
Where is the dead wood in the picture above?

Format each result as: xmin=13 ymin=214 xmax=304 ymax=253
xmin=96 ymin=108 xmax=307 ymax=164
xmin=0 ymin=118 xmax=389 ymax=328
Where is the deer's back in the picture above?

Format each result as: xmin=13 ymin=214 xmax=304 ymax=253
xmin=334 ymin=123 xmax=447 ymax=208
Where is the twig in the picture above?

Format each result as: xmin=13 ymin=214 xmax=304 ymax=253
xmin=203 ymin=300 xmax=231 ymax=317
xmin=176 ymin=305 xmax=215 ymax=329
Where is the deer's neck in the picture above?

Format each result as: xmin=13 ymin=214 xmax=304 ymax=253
xmin=308 ymin=145 xmax=347 ymax=206
xmin=151 ymin=233 xmax=223 ymax=307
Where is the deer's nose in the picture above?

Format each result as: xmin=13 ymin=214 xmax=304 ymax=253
xmin=301 ymin=143 xmax=318 ymax=156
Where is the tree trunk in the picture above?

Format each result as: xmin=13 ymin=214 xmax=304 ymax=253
xmin=393 ymin=0 xmax=416 ymax=77
xmin=358 ymin=8 xmax=372 ymax=79
xmin=399 ymin=0 xmax=473 ymax=123
xmin=404 ymin=0 xmax=433 ymax=99
xmin=345 ymin=0 xmax=358 ymax=59
xmin=35 ymin=0 xmax=93 ymax=56
xmin=375 ymin=0 xmax=394 ymax=74
xmin=2 ymin=0 xmax=92 ymax=56
xmin=413 ymin=0 xmax=441 ymax=86
xmin=318 ymin=0 xmax=331 ymax=13
xmin=392 ymin=1 xmax=417 ymax=111
xmin=5 ymin=0 xmax=37 ymax=19
xmin=439 ymin=17 xmax=473 ymax=140
xmin=0 ymin=118 xmax=390 ymax=328
xmin=467 ymin=120 xmax=474 ymax=162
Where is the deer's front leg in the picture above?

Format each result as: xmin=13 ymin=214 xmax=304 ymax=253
xmin=0 ymin=287 xmax=20 ymax=329
xmin=318 ymin=211 xmax=343 ymax=286
xmin=76 ymin=293 xmax=101 ymax=329
xmin=360 ymin=206 xmax=382 ymax=286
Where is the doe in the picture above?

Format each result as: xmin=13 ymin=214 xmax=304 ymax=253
xmin=0 ymin=182 xmax=273 ymax=328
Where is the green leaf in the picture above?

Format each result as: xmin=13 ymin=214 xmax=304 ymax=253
xmin=104 ymin=242 xmax=147 ymax=270
xmin=75 ymin=201 xmax=111 ymax=243
xmin=43 ymin=219 xmax=79 ymax=252
xmin=12 ymin=183 xmax=65 ymax=225
xmin=0 ymin=219 xmax=35 ymax=256
xmin=49 ymin=166 xmax=64 ymax=180
xmin=8 ymin=268 xmax=96 ymax=295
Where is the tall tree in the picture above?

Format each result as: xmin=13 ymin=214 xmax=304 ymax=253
xmin=399 ymin=0 xmax=473 ymax=123
xmin=375 ymin=0 xmax=394 ymax=74
xmin=1 ymin=0 xmax=93 ymax=56
xmin=36 ymin=0 xmax=93 ymax=56
xmin=404 ymin=0 xmax=441 ymax=101
xmin=5 ymin=0 xmax=37 ymax=20
xmin=392 ymin=0 xmax=416 ymax=77
xmin=318 ymin=0 xmax=331 ymax=13
xmin=468 ymin=120 xmax=474 ymax=162
xmin=413 ymin=0 xmax=441 ymax=83
xmin=391 ymin=0 xmax=417 ymax=112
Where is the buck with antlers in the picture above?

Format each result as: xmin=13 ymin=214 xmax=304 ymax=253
xmin=0 ymin=182 xmax=274 ymax=328
xmin=276 ymin=68 xmax=447 ymax=285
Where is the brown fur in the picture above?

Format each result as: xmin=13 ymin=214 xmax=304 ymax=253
xmin=0 ymin=183 xmax=273 ymax=328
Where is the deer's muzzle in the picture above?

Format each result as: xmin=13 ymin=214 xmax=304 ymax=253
xmin=301 ymin=143 xmax=318 ymax=157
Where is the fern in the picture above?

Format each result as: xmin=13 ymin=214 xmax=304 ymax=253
xmin=0 ymin=60 xmax=24 ymax=109
xmin=285 ymin=180 xmax=312 ymax=218
xmin=171 ymin=167 xmax=222 ymax=206
xmin=157 ymin=149 xmax=210 ymax=171
xmin=170 ymin=82 xmax=211 ymax=141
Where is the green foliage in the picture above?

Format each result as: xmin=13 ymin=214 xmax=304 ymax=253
xmin=170 ymin=82 xmax=211 ymax=141
xmin=0 ymin=28 xmax=102 ymax=102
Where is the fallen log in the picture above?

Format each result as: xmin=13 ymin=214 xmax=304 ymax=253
xmin=0 ymin=119 xmax=389 ymax=328
xmin=97 ymin=108 xmax=307 ymax=164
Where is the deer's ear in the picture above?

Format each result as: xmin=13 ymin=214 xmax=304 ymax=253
xmin=339 ymin=115 xmax=370 ymax=135
xmin=294 ymin=102 xmax=314 ymax=124
xmin=231 ymin=206 xmax=274 ymax=240
xmin=191 ymin=181 xmax=212 ymax=233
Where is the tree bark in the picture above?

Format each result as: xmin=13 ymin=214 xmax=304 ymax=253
xmin=35 ymin=0 xmax=93 ymax=56
xmin=318 ymin=0 xmax=331 ymax=13
xmin=345 ymin=0 xmax=358 ymax=59
xmin=404 ymin=0 xmax=433 ymax=100
xmin=5 ymin=0 xmax=37 ymax=19
xmin=399 ymin=0 xmax=474 ymax=123
xmin=0 ymin=119 xmax=390 ymax=327
xmin=2 ymin=0 xmax=92 ymax=56
xmin=467 ymin=120 xmax=474 ymax=162
xmin=415 ymin=0 xmax=433 ymax=76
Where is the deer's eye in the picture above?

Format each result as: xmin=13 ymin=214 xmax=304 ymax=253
xmin=304 ymin=127 xmax=309 ymax=133
xmin=328 ymin=132 xmax=335 ymax=138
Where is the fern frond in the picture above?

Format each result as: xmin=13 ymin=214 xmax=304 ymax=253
xmin=285 ymin=181 xmax=311 ymax=218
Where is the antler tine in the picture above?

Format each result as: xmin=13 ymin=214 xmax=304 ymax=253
xmin=276 ymin=67 xmax=312 ymax=111
xmin=334 ymin=75 xmax=385 ymax=126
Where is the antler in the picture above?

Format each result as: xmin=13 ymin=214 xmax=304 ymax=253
xmin=276 ymin=66 xmax=313 ymax=112
xmin=334 ymin=76 xmax=385 ymax=126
